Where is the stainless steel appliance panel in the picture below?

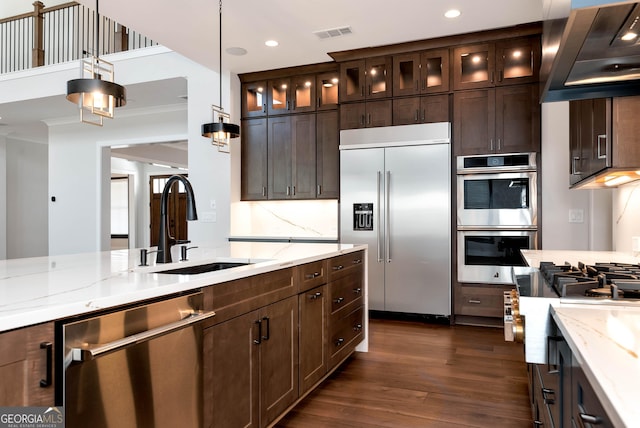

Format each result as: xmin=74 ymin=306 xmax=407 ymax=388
xmin=457 ymin=229 xmax=538 ymax=285
xmin=62 ymin=293 xmax=214 ymax=428
xmin=383 ymin=144 xmax=451 ymax=314
xmin=339 ymin=147 xmax=386 ymax=311
xmin=456 ymin=171 xmax=538 ymax=227
xmin=340 ymin=123 xmax=451 ymax=316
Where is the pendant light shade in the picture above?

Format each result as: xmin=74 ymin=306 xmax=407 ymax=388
xmin=201 ymin=0 xmax=240 ymax=151
xmin=66 ymin=0 xmax=126 ymax=126
xmin=66 ymin=57 xmax=126 ymax=126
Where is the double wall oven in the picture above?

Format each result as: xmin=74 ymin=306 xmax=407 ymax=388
xmin=456 ymin=153 xmax=538 ymax=284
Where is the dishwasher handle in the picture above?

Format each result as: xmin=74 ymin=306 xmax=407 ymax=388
xmin=71 ymin=310 xmax=216 ymax=362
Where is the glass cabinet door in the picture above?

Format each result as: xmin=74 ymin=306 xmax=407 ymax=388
xmin=291 ymin=75 xmax=316 ymax=113
xmin=495 ymin=37 xmax=540 ymax=86
xmin=340 ymin=60 xmax=365 ymax=102
xmin=242 ymin=81 xmax=267 ymax=118
xmin=366 ymin=56 xmax=391 ymax=99
xmin=393 ymin=53 xmax=420 ymax=97
xmin=421 ymin=48 xmax=450 ymax=93
xmin=453 ymin=43 xmax=494 ymax=90
xmin=316 ymin=71 xmax=339 ymax=110
xmin=267 ymin=78 xmax=291 ymax=115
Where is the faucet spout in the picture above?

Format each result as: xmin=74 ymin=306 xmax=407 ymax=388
xmin=156 ymin=175 xmax=198 ymax=264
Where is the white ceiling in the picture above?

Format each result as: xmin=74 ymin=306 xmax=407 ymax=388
xmin=76 ymin=0 xmax=544 ymax=75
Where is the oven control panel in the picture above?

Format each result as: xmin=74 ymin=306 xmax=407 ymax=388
xmin=503 ymin=291 xmax=514 ymax=341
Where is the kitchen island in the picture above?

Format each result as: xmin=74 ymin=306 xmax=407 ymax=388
xmin=0 ymin=242 xmax=368 ymax=427
xmin=519 ymin=249 xmax=640 ymax=428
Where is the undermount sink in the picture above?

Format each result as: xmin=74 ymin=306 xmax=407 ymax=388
xmin=155 ymin=261 xmax=251 ymax=275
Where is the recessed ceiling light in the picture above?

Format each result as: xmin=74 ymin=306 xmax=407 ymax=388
xmin=265 ymin=40 xmax=279 ymax=47
xmin=445 ymin=9 xmax=461 ymax=18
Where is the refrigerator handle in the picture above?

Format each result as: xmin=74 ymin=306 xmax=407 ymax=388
xmin=376 ymin=171 xmax=383 ymax=262
xmin=385 ymin=170 xmax=391 ymax=263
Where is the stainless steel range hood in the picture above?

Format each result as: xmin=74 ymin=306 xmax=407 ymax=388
xmin=541 ymin=0 xmax=640 ymax=102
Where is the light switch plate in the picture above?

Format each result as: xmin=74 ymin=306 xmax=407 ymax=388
xmin=200 ymin=211 xmax=217 ymax=223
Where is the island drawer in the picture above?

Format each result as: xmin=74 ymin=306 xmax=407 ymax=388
xmin=328 ymin=305 xmax=364 ymax=368
xmin=329 ymin=271 xmax=364 ymax=315
xmin=297 ymin=260 xmax=328 ymax=293
xmin=328 ymin=250 xmax=364 ymax=281
xmin=203 ymin=267 xmax=296 ymax=325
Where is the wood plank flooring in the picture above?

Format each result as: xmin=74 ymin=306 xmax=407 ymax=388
xmin=277 ymin=319 xmax=531 ymax=427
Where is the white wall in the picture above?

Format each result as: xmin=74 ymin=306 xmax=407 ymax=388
xmin=6 ymin=138 xmax=48 ymax=258
xmin=0 ymin=137 xmax=6 ymax=259
xmin=540 ymin=101 xmax=613 ymax=251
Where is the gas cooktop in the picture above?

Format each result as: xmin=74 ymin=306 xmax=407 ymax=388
xmin=515 ymin=261 xmax=640 ymax=301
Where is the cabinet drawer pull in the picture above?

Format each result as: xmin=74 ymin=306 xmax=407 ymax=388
xmin=305 ymin=272 xmax=321 ymax=279
xmin=352 ymin=259 xmax=362 ymax=265
xmin=309 ymin=292 xmax=322 ymax=300
xmin=333 ymin=265 xmax=344 ymax=271
xmin=353 ymin=324 xmax=362 ymax=332
xmin=468 ymin=299 xmax=481 ymax=304
xmin=335 ymin=338 xmax=345 ymax=347
xmin=353 ymin=288 xmax=362 ymax=294
xmin=40 ymin=342 xmax=53 ymax=388
xmin=541 ymin=388 xmax=555 ymax=405
xmin=334 ymin=297 xmax=344 ymax=304
xmin=579 ymin=413 xmax=603 ymax=425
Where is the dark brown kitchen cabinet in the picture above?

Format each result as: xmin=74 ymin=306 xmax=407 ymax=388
xmin=393 ymin=48 xmax=450 ymax=97
xmin=267 ymin=75 xmax=316 ymax=115
xmin=298 ymin=284 xmax=328 ymax=394
xmin=453 ymin=84 xmax=540 ymax=156
xmin=316 ymin=110 xmax=340 ymax=198
xmin=204 ymin=296 xmax=299 ymax=428
xmin=340 ymin=100 xmax=392 ymax=130
xmin=392 ymin=94 xmax=449 ymax=125
xmin=268 ymin=114 xmax=317 ymax=199
xmin=0 ymin=322 xmax=54 ymax=406
xmin=316 ymin=71 xmax=339 ymax=110
xmin=242 ymin=80 xmax=267 ymax=118
xmin=569 ymin=98 xmax=611 ymax=186
xmin=452 ymin=36 xmax=540 ymax=91
xmin=454 ymin=283 xmax=508 ymax=318
xmin=241 ymin=118 xmax=268 ymax=200
xmin=339 ymin=56 xmax=392 ymax=102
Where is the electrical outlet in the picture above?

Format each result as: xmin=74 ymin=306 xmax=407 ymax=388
xmin=568 ymin=209 xmax=584 ymax=223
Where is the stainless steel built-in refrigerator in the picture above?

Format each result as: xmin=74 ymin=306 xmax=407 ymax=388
xmin=339 ymin=123 xmax=451 ymax=316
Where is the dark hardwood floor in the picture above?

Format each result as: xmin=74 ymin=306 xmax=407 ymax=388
xmin=277 ymin=319 xmax=531 ymax=427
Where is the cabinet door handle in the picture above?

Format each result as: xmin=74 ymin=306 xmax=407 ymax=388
xmin=422 ymin=109 xmax=425 ymax=122
xmin=292 ymin=186 xmax=296 ymax=196
xmin=262 ymin=316 xmax=270 ymax=341
xmin=262 ymin=186 xmax=267 ymax=197
xmin=334 ymin=297 xmax=345 ymax=304
xmin=353 ymin=259 xmax=362 ymax=265
xmin=497 ymin=138 xmax=501 ymax=151
xmin=262 ymin=103 xmax=266 ymax=113
xmin=353 ymin=288 xmax=362 ymax=294
xmin=597 ymin=134 xmax=607 ymax=159
xmin=309 ymin=291 xmax=322 ymax=300
xmin=489 ymin=139 xmax=494 ymax=151
xmin=286 ymin=186 xmax=291 ymax=196
xmin=367 ymin=113 xmax=371 ymax=125
xmin=415 ymin=79 xmax=419 ymax=91
xmin=490 ymin=71 xmax=495 ymax=84
xmin=579 ymin=413 xmax=603 ymax=425
xmin=335 ymin=338 xmax=345 ymax=347
xmin=360 ymin=114 xmax=365 ymax=127
xmin=542 ymin=388 xmax=555 ymax=405
xmin=333 ymin=265 xmax=344 ymax=271
xmin=498 ymin=70 xmax=503 ymax=82
xmin=254 ymin=319 xmax=262 ymax=345
xmin=572 ymin=157 xmax=582 ymax=175
xmin=469 ymin=299 xmax=481 ymax=304
xmin=305 ymin=272 xmax=321 ymax=279
xmin=40 ymin=342 xmax=53 ymax=388
xmin=317 ymin=184 xmax=322 ymax=196
xmin=353 ymin=324 xmax=363 ymax=332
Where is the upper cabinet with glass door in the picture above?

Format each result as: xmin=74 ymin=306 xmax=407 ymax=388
xmin=267 ymin=75 xmax=317 ymax=115
xmin=393 ymin=49 xmax=450 ymax=97
xmin=452 ymin=36 xmax=540 ymax=90
xmin=316 ymin=71 xmax=339 ymax=110
xmin=242 ymin=81 xmax=267 ymax=118
xmin=339 ymin=56 xmax=392 ymax=102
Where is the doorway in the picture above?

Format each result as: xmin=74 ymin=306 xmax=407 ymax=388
xmin=149 ymin=175 xmax=188 ymax=246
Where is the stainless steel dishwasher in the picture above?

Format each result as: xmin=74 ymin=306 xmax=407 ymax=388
xmin=60 ymin=292 xmax=214 ymax=428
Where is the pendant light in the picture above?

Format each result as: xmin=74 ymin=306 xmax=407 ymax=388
xmin=66 ymin=0 xmax=126 ymax=126
xmin=201 ymin=0 xmax=240 ymax=152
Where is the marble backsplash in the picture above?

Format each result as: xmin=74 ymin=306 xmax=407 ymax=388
xmin=230 ymin=200 xmax=339 ymax=240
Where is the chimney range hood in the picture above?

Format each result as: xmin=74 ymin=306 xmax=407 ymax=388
xmin=541 ymin=0 xmax=640 ymax=102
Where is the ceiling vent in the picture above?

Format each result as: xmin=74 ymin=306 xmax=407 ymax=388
xmin=313 ymin=26 xmax=352 ymax=40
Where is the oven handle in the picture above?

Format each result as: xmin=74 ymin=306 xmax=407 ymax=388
xmin=71 ymin=310 xmax=216 ymax=362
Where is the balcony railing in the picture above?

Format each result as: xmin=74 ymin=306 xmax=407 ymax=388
xmin=0 ymin=1 xmax=156 ymax=74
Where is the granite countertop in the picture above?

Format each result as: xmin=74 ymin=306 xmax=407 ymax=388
xmin=0 ymin=242 xmax=365 ymax=333
xmin=551 ymin=304 xmax=640 ymax=428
